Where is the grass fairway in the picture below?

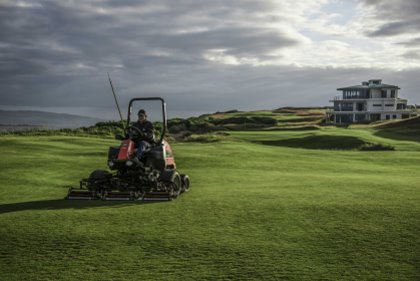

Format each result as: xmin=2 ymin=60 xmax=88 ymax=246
xmin=1 ymin=129 xmax=420 ymax=280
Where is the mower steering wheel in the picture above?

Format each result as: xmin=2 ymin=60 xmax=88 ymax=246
xmin=128 ymin=126 xmax=145 ymax=138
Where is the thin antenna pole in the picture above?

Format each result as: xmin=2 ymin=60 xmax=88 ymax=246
xmin=107 ymin=72 xmax=126 ymax=132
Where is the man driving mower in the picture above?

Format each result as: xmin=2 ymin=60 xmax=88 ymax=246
xmin=130 ymin=109 xmax=155 ymax=162
xmin=66 ymin=96 xmax=190 ymax=201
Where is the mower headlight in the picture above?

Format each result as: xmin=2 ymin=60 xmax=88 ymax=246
xmin=108 ymin=161 xmax=114 ymax=167
xmin=126 ymin=160 xmax=133 ymax=167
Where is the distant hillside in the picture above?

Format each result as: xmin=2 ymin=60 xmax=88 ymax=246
xmin=0 ymin=110 xmax=104 ymax=130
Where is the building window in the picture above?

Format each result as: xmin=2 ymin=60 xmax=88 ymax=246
xmin=385 ymin=104 xmax=394 ymax=106
xmin=356 ymin=114 xmax=366 ymax=121
xmin=343 ymin=90 xmax=365 ymax=99
xmin=334 ymin=101 xmax=340 ymax=111
xmin=341 ymin=103 xmax=353 ymax=111
xmin=386 ymin=115 xmax=390 ymax=120
xmin=392 ymin=115 xmax=397 ymax=119
xmin=339 ymin=115 xmax=353 ymax=123
xmin=381 ymin=90 xmax=387 ymax=98
xmin=373 ymin=104 xmax=381 ymax=107
xmin=391 ymin=89 xmax=396 ymax=98
xmin=370 ymin=114 xmax=381 ymax=121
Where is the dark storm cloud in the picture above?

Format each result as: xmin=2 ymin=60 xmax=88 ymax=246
xmin=402 ymin=50 xmax=420 ymax=60
xmin=369 ymin=19 xmax=420 ymax=37
xmin=0 ymin=2 xmax=117 ymax=78
xmin=146 ymin=27 xmax=298 ymax=57
xmin=0 ymin=0 xmax=301 ymax=109
xmin=361 ymin=0 xmax=420 ymax=37
xmin=1 ymin=0 xmax=420 ymax=118
xmin=396 ymin=37 xmax=420 ymax=47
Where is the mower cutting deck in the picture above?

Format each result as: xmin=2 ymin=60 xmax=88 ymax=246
xmin=66 ymin=97 xmax=190 ymax=202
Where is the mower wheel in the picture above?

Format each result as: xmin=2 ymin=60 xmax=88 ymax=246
xmin=89 ymin=170 xmax=112 ymax=180
xmin=180 ymin=174 xmax=190 ymax=193
xmin=171 ymin=172 xmax=182 ymax=199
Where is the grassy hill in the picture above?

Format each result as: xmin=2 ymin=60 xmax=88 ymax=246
xmin=195 ymin=107 xmax=326 ymax=131
xmin=1 ymin=120 xmax=420 ymax=280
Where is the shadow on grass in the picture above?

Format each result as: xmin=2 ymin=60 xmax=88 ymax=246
xmin=0 ymin=199 xmax=163 ymax=214
xmin=266 ymin=125 xmax=320 ymax=131
xmin=372 ymin=116 xmax=420 ymax=143
xmin=257 ymin=135 xmax=368 ymax=150
xmin=374 ymin=130 xmax=420 ymax=143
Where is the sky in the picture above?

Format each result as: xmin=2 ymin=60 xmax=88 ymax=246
xmin=1 ymin=0 xmax=420 ymax=119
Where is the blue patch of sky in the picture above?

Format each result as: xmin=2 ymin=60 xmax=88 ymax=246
xmin=321 ymin=0 xmax=358 ymax=26
xmin=300 ymin=0 xmax=358 ymax=41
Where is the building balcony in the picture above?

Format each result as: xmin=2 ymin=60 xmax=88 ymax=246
xmin=326 ymin=108 xmax=416 ymax=114
xmin=330 ymin=96 xmax=368 ymax=102
xmin=330 ymin=97 xmax=402 ymax=102
xmin=335 ymin=95 xmax=367 ymax=100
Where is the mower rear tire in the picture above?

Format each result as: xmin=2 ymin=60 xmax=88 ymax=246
xmin=171 ymin=172 xmax=182 ymax=199
xmin=180 ymin=174 xmax=190 ymax=193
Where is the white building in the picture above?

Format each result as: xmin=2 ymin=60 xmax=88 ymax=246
xmin=327 ymin=79 xmax=417 ymax=124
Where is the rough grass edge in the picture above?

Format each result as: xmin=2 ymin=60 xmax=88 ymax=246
xmin=359 ymin=143 xmax=395 ymax=151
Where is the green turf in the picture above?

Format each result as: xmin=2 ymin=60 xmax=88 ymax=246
xmin=1 ymin=128 xmax=420 ymax=280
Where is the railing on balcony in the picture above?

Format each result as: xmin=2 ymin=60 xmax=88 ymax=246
xmin=327 ymin=108 xmax=417 ymax=113
xmin=334 ymin=96 xmax=370 ymax=100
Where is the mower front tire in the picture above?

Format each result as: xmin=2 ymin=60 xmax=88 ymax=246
xmin=89 ymin=170 xmax=112 ymax=180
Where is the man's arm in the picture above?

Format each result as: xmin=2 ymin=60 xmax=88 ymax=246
xmin=144 ymin=122 xmax=155 ymax=142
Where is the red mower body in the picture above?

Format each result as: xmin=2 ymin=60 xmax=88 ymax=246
xmin=163 ymin=141 xmax=176 ymax=169
xmin=117 ymin=139 xmax=136 ymax=161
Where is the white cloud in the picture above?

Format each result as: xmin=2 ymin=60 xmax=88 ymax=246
xmin=202 ymin=49 xmax=241 ymax=66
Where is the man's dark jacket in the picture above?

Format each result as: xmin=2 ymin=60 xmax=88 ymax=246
xmin=131 ymin=120 xmax=154 ymax=143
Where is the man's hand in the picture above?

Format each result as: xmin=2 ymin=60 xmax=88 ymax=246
xmin=128 ymin=126 xmax=145 ymax=139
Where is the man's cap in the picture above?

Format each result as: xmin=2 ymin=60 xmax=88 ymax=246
xmin=138 ymin=109 xmax=146 ymax=116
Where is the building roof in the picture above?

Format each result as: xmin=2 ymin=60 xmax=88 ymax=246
xmin=337 ymin=82 xmax=400 ymax=91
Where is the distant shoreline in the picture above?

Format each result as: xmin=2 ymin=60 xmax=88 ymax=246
xmin=0 ymin=124 xmax=48 ymax=132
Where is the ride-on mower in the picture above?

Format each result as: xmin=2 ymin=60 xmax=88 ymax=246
xmin=66 ymin=96 xmax=190 ymax=201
